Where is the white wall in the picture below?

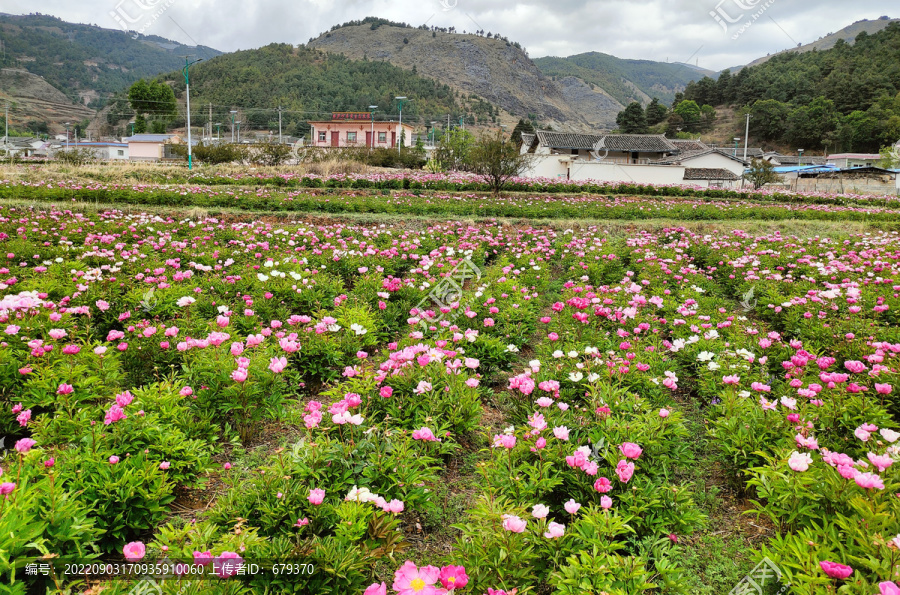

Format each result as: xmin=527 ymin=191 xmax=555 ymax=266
xmin=525 ymin=156 xmax=688 ymax=185
xmin=681 ymin=152 xmax=745 ymax=176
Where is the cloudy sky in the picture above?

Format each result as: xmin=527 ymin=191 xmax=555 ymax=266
xmin=8 ymin=0 xmax=898 ymax=70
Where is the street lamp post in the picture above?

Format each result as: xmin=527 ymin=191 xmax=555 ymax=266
xmin=798 ymin=148 xmax=804 ymax=166
xmin=395 ymin=96 xmax=411 ymax=154
xmin=230 ymin=110 xmax=238 ymax=143
xmin=368 ymin=105 xmax=378 ymax=150
xmin=215 ymin=123 xmax=222 ymax=142
xmin=733 ymin=137 xmax=740 ymax=157
xmin=430 ymin=121 xmax=437 ymax=146
xmin=236 ymin=122 xmax=241 ymax=144
xmin=181 ymin=56 xmax=202 ymax=170
xmin=64 ymin=122 xmax=70 ymax=151
xmin=128 ymin=121 xmax=135 ymax=137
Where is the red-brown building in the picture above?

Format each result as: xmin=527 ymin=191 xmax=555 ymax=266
xmin=308 ymin=112 xmax=415 ymax=148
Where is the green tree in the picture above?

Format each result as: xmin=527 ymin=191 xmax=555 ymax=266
xmin=645 ymin=98 xmax=668 ymax=126
xmin=878 ymin=144 xmax=900 ymax=169
xmin=465 ymin=131 xmax=534 ymax=196
xmin=434 ymin=128 xmax=474 ymax=170
xmin=128 ymin=78 xmax=177 ymax=131
xmin=510 ymin=118 xmax=536 ymax=147
xmin=616 ymin=102 xmax=648 ymax=134
xmin=745 ymin=158 xmax=779 ymax=189
xmin=749 ymin=99 xmax=791 ymax=142
xmin=785 ymin=96 xmax=841 ymax=148
xmin=673 ymin=100 xmax=702 ymax=132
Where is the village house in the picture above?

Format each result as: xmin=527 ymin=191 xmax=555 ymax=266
xmin=823 ymin=153 xmax=883 ymax=169
xmin=519 ymin=131 xmax=744 ymax=187
xmin=59 ymin=141 xmax=129 ymax=160
xmin=307 ymin=112 xmax=415 ymax=149
xmin=123 ymin=133 xmax=182 ymax=161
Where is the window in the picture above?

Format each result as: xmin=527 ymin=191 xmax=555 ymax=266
xmin=318 ymin=131 xmax=327 ymax=142
xmin=347 ymin=132 xmax=357 ymax=142
xmin=378 ymin=132 xmax=387 ymax=143
xmin=117 ymin=150 xmax=124 ymax=156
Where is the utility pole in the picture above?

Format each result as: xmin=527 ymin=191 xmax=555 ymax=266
xmin=277 ymin=106 xmax=283 ymax=145
xmin=180 ymin=55 xmax=202 ymax=170
xmin=230 ymin=110 xmax=237 ymax=143
xmin=743 ymin=113 xmax=750 ymax=161
xmin=4 ymin=102 xmax=7 ymax=153
xmin=395 ymin=96 xmax=410 ymax=154
xmin=209 ymin=103 xmax=213 ymax=142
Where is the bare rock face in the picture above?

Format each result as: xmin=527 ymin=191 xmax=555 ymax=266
xmin=554 ymin=76 xmax=624 ymax=130
xmin=0 ymin=68 xmax=94 ymax=127
xmin=309 ymin=25 xmax=591 ymax=129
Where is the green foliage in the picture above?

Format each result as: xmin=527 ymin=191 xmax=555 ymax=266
xmin=433 ymin=128 xmax=474 ymax=171
xmin=53 ymin=147 xmax=97 ymax=166
xmin=0 ymin=13 xmax=220 ymax=103
xmin=745 ymin=157 xmax=780 ymax=189
xmin=184 ymin=44 xmax=464 ymax=135
xmin=511 ymin=118 xmax=536 ymax=147
xmin=616 ymin=101 xmax=648 ymax=134
xmin=465 ymin=130 xmax=534 ymax=195
xmin=645 ymin=97 xmax=669 ymax=126
xmin=128 ymin=78 xmax=177 ymax=120
xmin=534 ymin=51 xmax=710 ymax=106
xmin=673 ymin=100 xmax=702 ymax=133
xmin=168 ymin=141 xmax=250 ymax=164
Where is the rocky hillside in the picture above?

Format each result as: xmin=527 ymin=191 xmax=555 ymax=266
xmin=534 ymin=52 xmax=716 ymax=107
xmin=0 ymin=68 xmax=93 ymax=129
xmin=308 ymin=24 xmax=597 ymax=130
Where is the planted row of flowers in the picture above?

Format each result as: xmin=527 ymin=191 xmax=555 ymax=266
xmin=1 ymin=205 xmax=899 ymax=593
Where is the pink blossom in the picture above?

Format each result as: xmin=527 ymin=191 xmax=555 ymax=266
xmin=412 ymin=427 xmax=439 ymax=442
xmin=492 ymin=434 xmax=516 ymax=449
xmin=268 ymin=356 xmax=288 ymax=374
xmin=619 ymin=442 xmax=642 ymax=459
xmin=123 ymin=541 xmax=146 ymax=561
xmin=553 ymin=426 xmax=570 ymax=441
xmin=544 ymin=521 xmax=565 ymax=539
xmin=593 ymin=477 xmax=612 ymax=493
xmin=600 ymin=495 xmax=613 ymax=509
xmin=564 ymin=499 xmax=581 ymax=514
xmin=501 ymin=514 xmax=527 ymax=533
xmin=380 ymin=386 xmax=394 ymax=398
xmin=615 ymin=460 xmax=634 ymax=483
xmin=14 ymin=438 xmax=36 ymax=454
xmin=788 ymin=451 xmax=812 ymax=472
xmin=439 ymin=565 xmax=468 ymax=590
xmin=364 ymin=583 xmax=387 ymax=595
xmin=532 ymin=504 xmax=549 ymax=519
xmin=867 ymin=452 xmax=893 ymax=472
xmin=393 ymin=561 xmax=441 ymax=595
xmin=308 ymin=488 xmax=325 ymax=505
xmin=109 ymin=456 xmax=120 ymax=464
xmin=854 ymin=472 xmax=885 ymax=490
xmin=659 ymin=408 xmax=670 ymax=418
xmin=819 ymin=561 xmax=853 ymax=580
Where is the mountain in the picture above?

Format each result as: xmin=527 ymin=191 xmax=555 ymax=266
xmin=0 ymin=67 xmax=93 ymax=128
xmin=534 ymin=52 xmax=717 ymax=107
xmin=307 ymin=21 xmax=596 ymax=130
xmin=170 ymin=43 xmax=469 ymax=137
xmin=0 ymin=13 xmax=221 ymax=110
xmin=740 ymin=16 xmax=899 ymax=70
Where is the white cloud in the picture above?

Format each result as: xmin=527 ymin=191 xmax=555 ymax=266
xmin=15 ymin=0 xmax=900 ymax=70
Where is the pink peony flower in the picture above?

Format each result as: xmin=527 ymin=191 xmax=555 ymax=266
xmin=0 ymin=482 xmax=16 ymax=497
xmin=364 ymin=582 xmax=387 ymax=595
xmin=616 ymin=460 xmax=635 ymax=483
xmin=501 ymin=514 xmax=527 ymax=533
xmin=439 ymin=565 xmax=468 ymax=590
xmin=159 ymin=461 xmax=170 ymax=470
xmin=854 ymin=472 xmax=885 ymax=490
xmin=308 ymin=488 xmax=325 ymax=505
xmin=109 ymin=456 xmax=120 ymax=464
xmin=601 ymin=495 xmax=613 ymax=509
xmin=532 ymin=504 xmax=549 ymax=519
xmin=868 ymin=452 xmax=893 ymax=472
xmin=788 ymin=451 xmax=812 ymax=472
xmin=879 ymin=582 xmax=900 ymax=595
xmin=544 ymin=521 xmax=566 ymax=539
xmin=14 ymin=438 xmax=36 ymax=454
xmin=564 ymin=499 xmax=581 ymax=514
xmin=819 ymin=560 xmax=853 ymax=580
xmin=123 ymin=541 xmax=146 ymax=561
xmin=593 ymin=477 xmax=612 ymax=493
xmin=619 ymin=442 xmax=643 ymax=459
xmin=380 ymin=386 xmax=394 ymax=398
xmin=659 ymin=408 xmax=670 ymax=418
xmin=213 ymin=552 xmax=244 ymax=578
xmin=392 ymin=560 xmax=442 ymax=595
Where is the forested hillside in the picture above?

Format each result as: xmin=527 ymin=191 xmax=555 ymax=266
xmin=169 ymin=43 xmax=467 ymax=135
xmin=534 ymin=52 xmax=716 ymax=107
xmin=681 ymin=22 xmax=900 ymax=152
xmin=0 ymin=13 xmax=220 ymax=107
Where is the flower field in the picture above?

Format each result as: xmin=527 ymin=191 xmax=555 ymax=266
xmin=1 ymin=198 xmax=900 ymax=594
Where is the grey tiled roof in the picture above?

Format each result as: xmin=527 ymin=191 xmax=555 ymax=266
xmin=671 ymin=139 xmax=709 ymax=152
xmin=651 ymin=148 xmax=747 ymax=166
xmin=533 ymin=131 xmax=678 ymax=153
xmin=684 ymin=167 xmax=740 ymax=181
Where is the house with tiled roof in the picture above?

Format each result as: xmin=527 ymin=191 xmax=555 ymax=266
xmin=651 ymin=147 xmax=747 ymax=177
xmin=522 ymin=131 xmax=680 ymax=164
